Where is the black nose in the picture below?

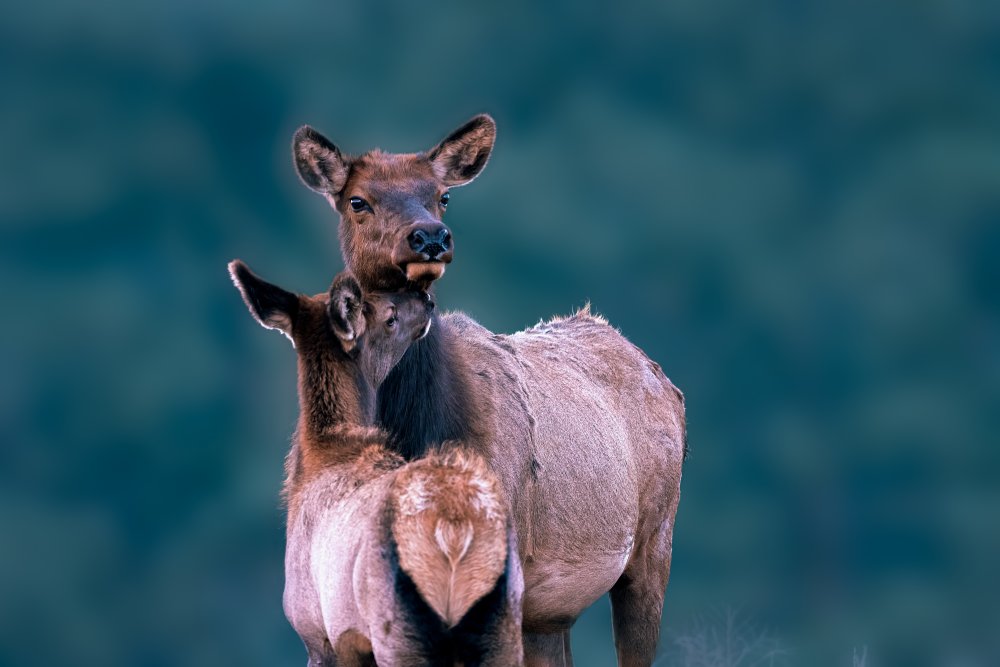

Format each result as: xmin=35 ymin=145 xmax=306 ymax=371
xmin=407 ymin=226 xmax=452 ymax=260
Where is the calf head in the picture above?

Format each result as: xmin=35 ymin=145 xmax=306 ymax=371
xmin=228 ymin=260 xmax=434 ymax=393
xmin=292 ymin=115 xmax=496 ymax=291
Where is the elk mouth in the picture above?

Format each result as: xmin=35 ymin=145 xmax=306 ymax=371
xmin=404 ymin=261 xmax=447 ymax=283
xmin=393 ymin=223 xmax=453 ymax=287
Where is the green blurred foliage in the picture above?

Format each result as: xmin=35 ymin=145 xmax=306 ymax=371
xmin=2 ymin=0 xmax=998 ymax=665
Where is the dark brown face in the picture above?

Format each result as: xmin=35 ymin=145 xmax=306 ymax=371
xmin=337 ymin=152 xmax=454 ymax=291
xmin=230 ymin=260 xmax=433 ymax=390
xmin=292 ymin=115 xmax=496 ymax=291
xmin=358 ymin=289 xmax=435 ymax=387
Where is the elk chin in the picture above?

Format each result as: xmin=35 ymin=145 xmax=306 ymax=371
xmin=405 ymin=261 xmax=446 ymax=284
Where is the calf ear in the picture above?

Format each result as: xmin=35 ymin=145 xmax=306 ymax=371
xmin=228 ymin=260 xmax=299 ymax=343
xmin=427 ymin=114 xmax=496 ymax=186
xmin=292 ymin=126 xmax=350 ymax=195
xmin=328 ymin=273 xmax=366 ymax=353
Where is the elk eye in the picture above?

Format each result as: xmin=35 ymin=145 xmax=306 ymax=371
xmin=439 ymin=193 xmax=450 ymax=208
xmin=349 ymin=196 xmax=369 ymax=213
xmin=386 ymin=315 xmax=398 ymax=328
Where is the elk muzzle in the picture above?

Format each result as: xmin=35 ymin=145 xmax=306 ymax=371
xmin=408 ymin=227 xmax=452 ymax=260
xmin=392 ymin=221 xmax=454 ymax=285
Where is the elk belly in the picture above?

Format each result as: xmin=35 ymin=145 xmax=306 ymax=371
xmin=405 ymin=262 xmax=446 ymax=282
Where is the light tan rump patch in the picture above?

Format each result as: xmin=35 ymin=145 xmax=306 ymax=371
xmin=391 ymin=449 xmax=507 ymax=627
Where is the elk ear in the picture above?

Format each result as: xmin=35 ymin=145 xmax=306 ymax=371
xmin=292 ymin=125 xmax=350 ymax=195
xmin=427 ymin=114 xmax=496 ymax=186
xmin=229 ymin=260 xmax=300 ymax=343
xmin=328 ymin=273 xmax=366 ymax=353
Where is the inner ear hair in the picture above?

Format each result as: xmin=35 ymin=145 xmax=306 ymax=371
xmin=292 ymin=126 xmax=350 ymax=195
xmin=228 ymin=259 xmax=299 ymax=341
xmin=427 ymin=114 xmax=496 ymax=186
xmin=328 ymin=274 xmax=365 ymax=350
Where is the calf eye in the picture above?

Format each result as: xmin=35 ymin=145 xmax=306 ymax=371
xmin=349 ymin=196 xmax=369 ymax=213
xmin=386 ymin=315 xmax=398 ymax=328
xmin=439 ymin=192 xmax=450 ymax=208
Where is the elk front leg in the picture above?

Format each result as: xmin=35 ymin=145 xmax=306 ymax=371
xmin=524 ymin=631 xmax=570 ymax=667
xmin=609 ymin=520 xmax=674 ymax=667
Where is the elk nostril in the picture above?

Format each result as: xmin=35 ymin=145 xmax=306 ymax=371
xmin=440 ymin=231 xmax=452 ymax=249
xmin=408 ymin=230 xmax=428 ymax=252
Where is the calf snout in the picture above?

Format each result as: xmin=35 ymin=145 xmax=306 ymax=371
xmin=407 ymin=224 xmax=452 ymax=261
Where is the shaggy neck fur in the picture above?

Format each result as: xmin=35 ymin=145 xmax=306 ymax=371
xmin=298 ymin=336 xmax=372 ymax=438
xmin=376 ymin=311 xmax=477 ymax=459
xmin=284 ymin=317 xmax=383 ymax=504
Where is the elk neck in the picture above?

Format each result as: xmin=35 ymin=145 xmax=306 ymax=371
xmin=295 ymin=325 xmax=376 ymax=443
xmin=375 ymin=310 xmax=479 ymax=459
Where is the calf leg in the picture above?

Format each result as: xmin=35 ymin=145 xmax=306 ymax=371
xmin=609 ymin=522 xmax=674 ymax=667
xmin=332 ymin=630 xmax=376 ymax=667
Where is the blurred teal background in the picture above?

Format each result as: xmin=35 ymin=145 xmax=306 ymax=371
xmin=2 ymin=1 xmax=998 ymax=665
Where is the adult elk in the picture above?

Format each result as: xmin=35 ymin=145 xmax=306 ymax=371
xmin=230 ymin=261 xmax=523 ymax=666
xmin=292 ymin=115 xmax=495 ymax=291
xmin=293 ymin=117 xmax=686 ymax=667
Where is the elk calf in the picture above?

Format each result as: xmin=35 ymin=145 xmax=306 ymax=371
xmin=229 ymin=261 xmax=523 ymax=666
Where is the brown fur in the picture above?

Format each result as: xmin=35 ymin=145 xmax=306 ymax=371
xmin=380 ymin=301 xmax=684 ymax=667
xmin=333 ymin=629 xmax=376 ymax=667
xmin=391 ymin=449 xmax=508 ymax=627
xmin=292 ymin=115 xmax=496 ymax=291
xmin=291 ymin=117 xmax=685 ymax=667
xmin=229 ymin=261 xmax=524 ymax=666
